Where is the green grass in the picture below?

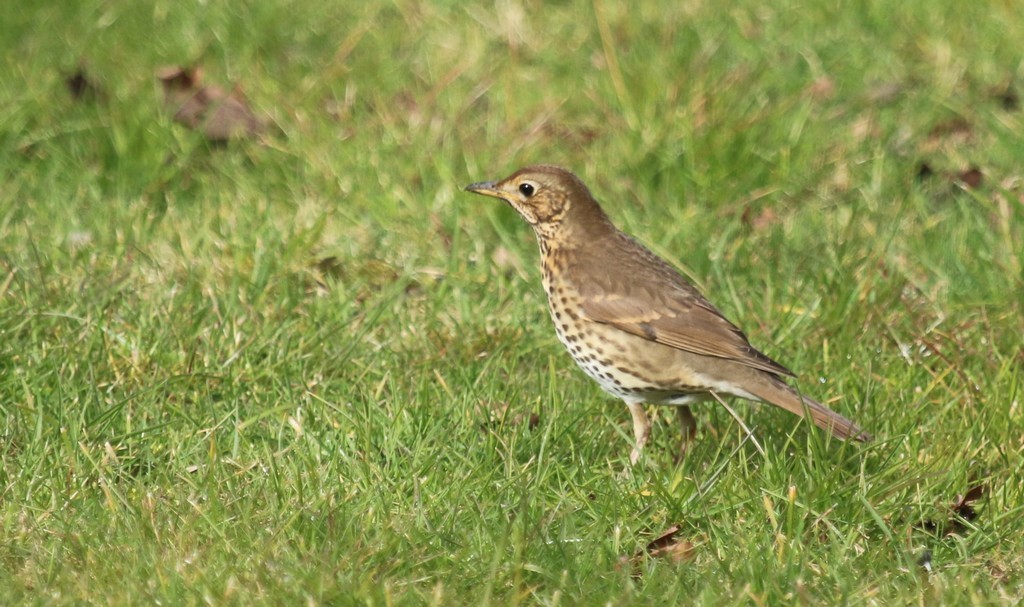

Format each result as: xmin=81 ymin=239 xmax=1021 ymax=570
xmin=2 ymin=0 xmax=1022 ymax=604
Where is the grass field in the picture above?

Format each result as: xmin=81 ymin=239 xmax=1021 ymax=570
xmin=2 ymin=0 xmax=1022 ymax=604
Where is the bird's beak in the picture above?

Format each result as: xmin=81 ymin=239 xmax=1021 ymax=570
xmin=464 ymin=180 xmax=502 ymax=199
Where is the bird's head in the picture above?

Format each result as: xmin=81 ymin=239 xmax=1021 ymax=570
xmin=464 ymin=165 xmax=608 ymax=238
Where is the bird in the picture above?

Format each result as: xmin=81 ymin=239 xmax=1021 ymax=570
xmin=464 ymin=165 xmax=870 ymax=463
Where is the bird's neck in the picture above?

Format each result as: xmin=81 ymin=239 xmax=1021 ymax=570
xmin=534 ymin=205 xmax=616 ymax=255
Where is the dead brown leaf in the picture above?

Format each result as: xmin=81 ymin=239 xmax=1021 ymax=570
xmin=956 ymin=167 xmax=984 ymax=189
xmin=921 ymin=482 xmax=987 ymax=536
xmin=622 ymin=524 xmax=696 ymax=578
xmin=157 ymin=65 xmax=265 ymax=142
xmin=950 ymin=483 xmax=986 ymax=525
xmin=645 ymin=525 xmax=695 ymax=563
xmin=914 ymin=162 xmax=986 ymax=190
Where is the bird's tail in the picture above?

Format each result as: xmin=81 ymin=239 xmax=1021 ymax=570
xmin=748 ymin=377 xmax=872 ymax=442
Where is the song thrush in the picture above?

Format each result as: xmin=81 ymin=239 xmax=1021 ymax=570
xmin=465 ymin=165 xmax=870 ymax=463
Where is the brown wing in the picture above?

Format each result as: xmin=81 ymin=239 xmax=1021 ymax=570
xmin=577 ymin=233 xmax=795 ymax=378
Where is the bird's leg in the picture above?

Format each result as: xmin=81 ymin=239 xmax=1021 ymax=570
xmin=627 ymin=402 xmax=651 ymax=465
xmin=675 ymin=405 xmax=697 ymax=462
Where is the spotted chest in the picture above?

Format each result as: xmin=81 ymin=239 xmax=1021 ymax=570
xmin=540 ymin=255 xmax=655 ymax=400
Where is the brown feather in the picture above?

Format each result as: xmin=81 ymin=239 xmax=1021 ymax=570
xmin=575 ymin=230 xmax=795 ymax=378
xmin=742 ymin=374 xmax=872 ymax=441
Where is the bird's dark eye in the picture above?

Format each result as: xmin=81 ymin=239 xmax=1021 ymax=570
xmin=518 ymin=183 xmax=535 ymax=197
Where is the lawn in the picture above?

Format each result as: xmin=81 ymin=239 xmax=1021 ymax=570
xmin=1 ymin=0 xmax=1022 ymax=604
